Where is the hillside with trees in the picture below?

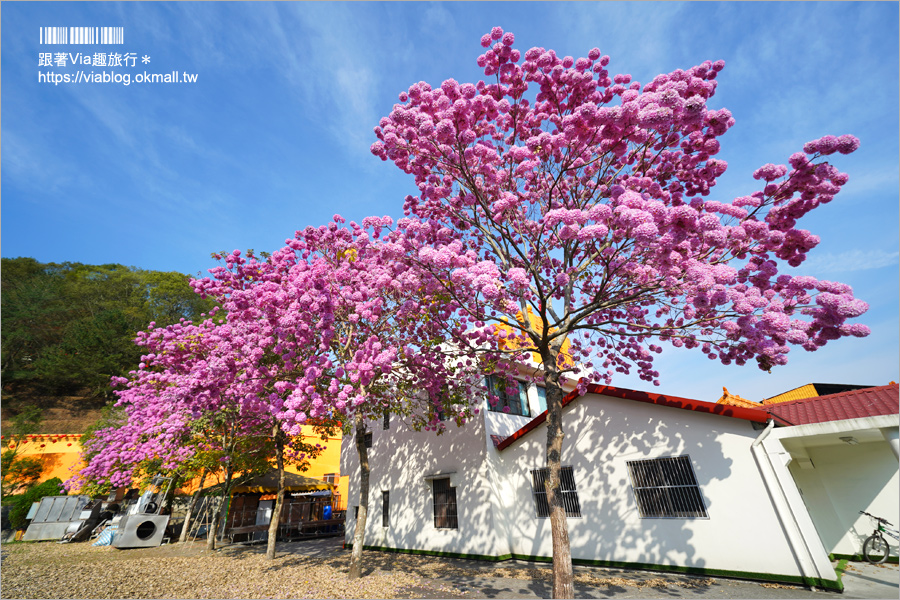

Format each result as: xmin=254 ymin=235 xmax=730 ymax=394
xmin=1 ymin=257 xmax=218 ymax=433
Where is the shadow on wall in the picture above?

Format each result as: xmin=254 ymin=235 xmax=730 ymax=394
xmin=506 ymin=397 xmax=741 ymax=573
xmin=383 ymin=421 xmax=496 ymax=558
xmin=342 ymin=413 xmax=502 ymax=561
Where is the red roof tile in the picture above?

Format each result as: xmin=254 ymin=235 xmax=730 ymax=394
xmin=496 ymin=383 xmax=777 ymax=451
xmin=754 ymin=383 xmax=899 ymax=426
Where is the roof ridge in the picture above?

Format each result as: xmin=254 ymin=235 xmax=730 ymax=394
xmin=763 ymin=383 xmax=897 ymax=408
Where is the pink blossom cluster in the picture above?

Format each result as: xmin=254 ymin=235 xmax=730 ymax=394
xmin=372 ymin=27 xmax=869 ymax=386
xmin=68 ymin=218 xmax=501 ymax=490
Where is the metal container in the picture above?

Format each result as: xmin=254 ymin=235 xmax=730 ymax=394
xmin=22 ymin=496 xmax=90 ymax=541
xmin=111 ymin=513 xmax=170 ymax=548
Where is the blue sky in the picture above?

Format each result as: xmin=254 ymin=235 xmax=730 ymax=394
xmin=3 ymin=2 xmax=898 ymax=403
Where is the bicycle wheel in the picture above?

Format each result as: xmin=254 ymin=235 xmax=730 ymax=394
xmin=863 ymin=533 xmax=890 ymax=563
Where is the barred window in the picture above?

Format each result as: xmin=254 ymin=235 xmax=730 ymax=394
xmin=485 ymin=375 xmax=529 ymax=417
xmin=531 ymin=466 xmax=582 ymax=518
xmin=627 ymin=456 xmax=709 ymax=518
xmin=432 ymin=478 xmax=458 ymax=529
xmin=382 ymin=491 xmax=389 ymax=528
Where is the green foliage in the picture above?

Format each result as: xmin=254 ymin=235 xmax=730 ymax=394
xmin=7 ymin=477 xmax=65 ymax=530
xmin=1 ymin=452 xmax=43 ymax=497
xmin=1 ymin=407 xmax=46 ymax=498
xmin=1 ymin=257 xmax=218 ymax=400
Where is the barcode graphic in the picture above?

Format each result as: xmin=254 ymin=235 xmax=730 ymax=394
xmin=40 ymin=27 xmax=124 ymax=45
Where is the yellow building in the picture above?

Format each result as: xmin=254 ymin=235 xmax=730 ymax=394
xmin=2 ymin=433 xmax=86 ymax=487
xmin=716 ymin=383 xmax=888 ymax=410
xmin=715 ymin=387 xmax=762 ymax=409
xmin=761 ymin=383 xmax=875 ymax=405
xmin=4 ymin=426 xmax=348 ymax=504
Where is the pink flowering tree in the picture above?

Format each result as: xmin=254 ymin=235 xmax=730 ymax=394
xmin=192 ymin=248 xmax=346 ymax=559
xmin=67 ymin=315 xmax=278 ymax=550
xmin=372 ymin=27 xmax=869 ymax=597
xmin=198 ymin=219 xmax=497 ymax=577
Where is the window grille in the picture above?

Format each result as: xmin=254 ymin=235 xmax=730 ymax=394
xmin=382 ymin=491 xmax=389 ymax=527
xmin=485 ymin=375 xmax=529 ymax=417
xmin=627 ymin=456 xmax=709 ymax=518
xmin=432 ymin=478 xmax=458 ymax=529
xmin=530 ymin=466 xmax=582 ymax=518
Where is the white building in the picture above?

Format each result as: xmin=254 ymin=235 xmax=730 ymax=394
xmin=342 ymin=380 xmax=899 ymax=590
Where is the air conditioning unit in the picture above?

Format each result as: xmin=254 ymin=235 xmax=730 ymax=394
xmin=112 ymin=513 xmax=170 ymax=548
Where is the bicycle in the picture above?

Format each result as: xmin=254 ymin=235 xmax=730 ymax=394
xmin=859 ymin=511 xmax=899 ymax=563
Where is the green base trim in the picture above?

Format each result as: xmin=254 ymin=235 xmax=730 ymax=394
xmin=345 ymin=544 xmax=841 ymax=590
xmin=830 ymin=552 xmax=899 ymax=564
xmin=512 ymin=554 xmax=842 ymax=592
xmin=833 ymin=558 xmax=849 ymax=584
xmin=345 ymin=543 xmax=512 ymax=562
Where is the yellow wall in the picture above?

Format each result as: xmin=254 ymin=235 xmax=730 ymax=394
xmin=287 ymin=425 xmax=349 ymax=506
xmin=4 ymin=426 xmax=348 ymax=504
xmin=763 ymin=383 xmax=818 ymax=405
xmin=2 ymin=433 xmax=86 ymax=485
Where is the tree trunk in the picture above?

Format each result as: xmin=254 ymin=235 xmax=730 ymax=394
xmin=208 ymin=462 xmax=234 ymax=551
xmin=266 ymin=424 xmax=286 ymax=560
xmin=164 ymin=472 xmax=181 ymax=515
xmin=206 ymin=495 xmax=221 ymax=551
xmin=179 ymin=468 xmax=208 ymax=543
xmin=541 ymin=347 xmax=575 ymax=599
xmin=348 ymin=415 xmax=370 ymax=579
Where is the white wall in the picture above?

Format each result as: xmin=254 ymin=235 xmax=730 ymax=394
xmin=341 ymin=409 xmax=508 ymax=557
xmin=488 ymin=392 xmax=809 ymax=578
xmin=789 ymin=440 xmax=899 ymax=557
xmin=341 ymin=387 xmax=847 ymax=582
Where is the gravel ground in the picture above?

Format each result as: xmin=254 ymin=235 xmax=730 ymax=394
xmin=0 ymin=538 xmax=806 ymax=600
xmin=1 ymin=540 xmax=429 ymax=599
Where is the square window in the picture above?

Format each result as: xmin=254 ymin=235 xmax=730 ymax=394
xmin=485 ymin=375 xmax=530 ymax=417
xmin=432 ymin=478 xmax=458 ymax=529
xmin=530 ymin=466 xmax=581 ymax=518
xmin=627 ymin=456 xmax=709 ymax=518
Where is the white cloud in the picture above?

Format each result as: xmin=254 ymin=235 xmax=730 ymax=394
xmin=256 ymin=3 xmax=381 ymax=159
xmin=802 ymin=249 xmax=899 ymax=274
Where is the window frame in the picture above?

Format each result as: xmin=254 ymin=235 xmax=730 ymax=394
xmin=626 ymin=455 xmax=709 ymax=519
xmin=530 ymin=466 xmax=582 ymax=518
xmin=431 ymin=477 xmax=458 ymax=529
xmin=485 ymin=375 xmax=530 ymax=417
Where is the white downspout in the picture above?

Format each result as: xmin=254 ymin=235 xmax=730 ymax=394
xmin=751 ymin=420 xmax=823 ymax=591
xmin=881 ymin=427 xmax=900 ymax=460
